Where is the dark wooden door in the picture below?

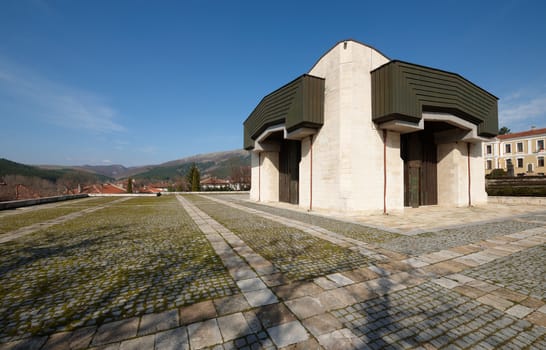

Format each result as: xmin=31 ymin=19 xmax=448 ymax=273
xmin=279 ymin=140 xmax=301 ymax=204
xmin=420 ymin=131 xmax=438 ymax=206
xmin=402 ymin=131 xmax=437 ymax=207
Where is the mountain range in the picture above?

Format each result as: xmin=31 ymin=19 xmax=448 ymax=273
xmin=1 ymin=149 xmax=251 ymax=183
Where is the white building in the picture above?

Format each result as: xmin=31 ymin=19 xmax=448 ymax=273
xmin=243 ymin=40 xmax=498 ymax=214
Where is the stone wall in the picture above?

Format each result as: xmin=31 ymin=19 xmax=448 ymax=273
xmin=486 ymin=176 xmax=546 ymax=197
xmin=0 ymin=194 xmax=89 ymax=210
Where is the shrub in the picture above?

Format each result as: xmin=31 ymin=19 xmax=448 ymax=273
xmin=486 ymin=168 xmax=507 ymax=179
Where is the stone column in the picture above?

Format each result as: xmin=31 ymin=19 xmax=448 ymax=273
xmin=260 ymin=151 xmax=279 ymax=202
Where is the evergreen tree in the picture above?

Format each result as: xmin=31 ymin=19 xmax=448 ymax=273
xmin=498 ymin=126 xmax=511 ymax=135
xmin=186 ymin=163 xmax=200 ymax=192
xmin=127 ymin=177 xmax=133 ymax=193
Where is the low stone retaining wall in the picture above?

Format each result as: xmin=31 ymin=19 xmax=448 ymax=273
xmin=486 ymin=176 xmax=546 ymax=197
xmin=88 ymin=193 xmax=159 ymax=197
xmin=0 ymin=194 xmax=89 ymax=211
xmin=160 ymin=191 xmax=250 ymax=195
xmin=488 ymin=196 xmax=546 ymax=206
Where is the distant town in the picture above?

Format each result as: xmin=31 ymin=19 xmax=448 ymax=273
xmin=0 ymin=149 xmax=250 ymax=201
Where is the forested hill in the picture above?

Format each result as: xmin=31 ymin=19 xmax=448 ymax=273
xmin=0 ymin=158 xmax=112 ymax=183
xmin=133 ymin=150 xmax=250 ymax=181
xmin=1 ymin=149 xmax=251 ymax=183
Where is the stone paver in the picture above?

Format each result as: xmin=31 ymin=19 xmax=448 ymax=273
xmin=526 ymin=311 xmax=546 ymax=327
xmin=506 ymin=305 xmax=534 ymax=318
xmin=317 ymin=288 xmax=358 ymax=311
xmin=285 ymin=296 xmax=325 ymax=319
xmin=187 ymin=319 xmax=222 ymax=349
xmin=42 ymin=326 xmax=96 ymax=350
xmin=266 ymin=321 xmax=309 ymax=348
xmin=464 ymin=244 xmax=546 ymax=300
xmin=333 ymin=281 xmax=546 ymax=349
xmin=138 ymin=309 xmax=178 ymax=336
xmin=313 ymin=276 xmax=338 ymax=290
xmin=432 ymin=277 xmax=460 ymax=289
xmin=216 ymin=313 xmax=251 ymax=341
xmin=243 ymin=289 xmax=278 ymax=307
xmin=236 ymin=277 xmax=268 ymax=292
xmin=41 ymin=332 xmax=71 ymax=350
xmin=476 ymin=294 xmax=514 ymax=311
xmin=326 ymin=272 xmax=354 ymax=287
xmin=91 ymin=317 xmax=139 ymax=346
xmin=317 ymin=328 xmax=366 ymax=349
xmin=179 ymin=301 xmax=217 ymax=325
xmin=154 ymin=327 xmax=188 ymax=350
xmin=0 ymin=336 xmax=47 ymax=350
xmin=119 ymin=334 xmax=154 ymax=350
xmin=254 ymin=303 xmax=297 ymax=329
xmin=213 ymin=294 xmax=250 ymax=316
xmin=302 ymin=313 xmax=343 ymax=337
xmin=273 ymin=281 xmax=323 ymax=300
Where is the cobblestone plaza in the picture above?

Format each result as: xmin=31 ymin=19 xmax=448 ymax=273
xmin=0 ymin=194 xmax=545 ymax=349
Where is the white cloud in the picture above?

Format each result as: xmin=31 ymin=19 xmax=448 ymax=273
xmin=499 ymin=92 xmax=546 ymax=130
xmin=0 ymin=58 xmax=126 ymax=133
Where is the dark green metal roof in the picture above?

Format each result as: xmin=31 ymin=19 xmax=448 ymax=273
xmin=371 ymin=60 xmax=498 ymax=137
xmin=244 ymin=74 xmax=325 ymax=150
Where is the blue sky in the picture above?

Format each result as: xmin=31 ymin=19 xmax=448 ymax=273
xmin=1 ymin=0 xmax=545 ymax=166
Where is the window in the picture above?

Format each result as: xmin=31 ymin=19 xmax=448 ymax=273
xmin=486 ymin=145 xmax=492 ymax=155
xmin=517 ymin=142 xmax=523 ymax=153
xmin=505 ymin=144 xmax=511 ymax=153
xmin=486 ymin=160 xmax=492 ymax=170
xmin=539 ymin=156 xmax=545 ymax=167
xmin=506 ymin=159 xmax=513 ymax=168
xmin=517 ymin=158 xmax=523 ymax=168
xmin=538 ymin=139 xmax=545 ymax=152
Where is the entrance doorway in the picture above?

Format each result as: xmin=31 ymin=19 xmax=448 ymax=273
xmin=401 ymin=129 xmax=438 ymax=207
xmin=279 ymin=140 xmax=301 ymax=204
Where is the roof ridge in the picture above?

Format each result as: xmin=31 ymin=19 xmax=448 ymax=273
xmin=498 ymin=127 xmax=546 ymax=139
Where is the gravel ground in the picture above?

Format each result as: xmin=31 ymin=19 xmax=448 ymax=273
xmin=378 ymin=220 xmax=544 ymax=255
xmin=0 ymin=196 xmax=237 ymax=341
xmin=187 ymin=195 xmax=375 ymax=281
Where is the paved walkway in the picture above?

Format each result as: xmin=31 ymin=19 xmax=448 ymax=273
xmin=349 ymin=203 xmax=546 ymax=234
xmin=0 ymin=194 xmax=545 ymax=349
xmin=228 ymin=194 xmax=546 ymax=235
